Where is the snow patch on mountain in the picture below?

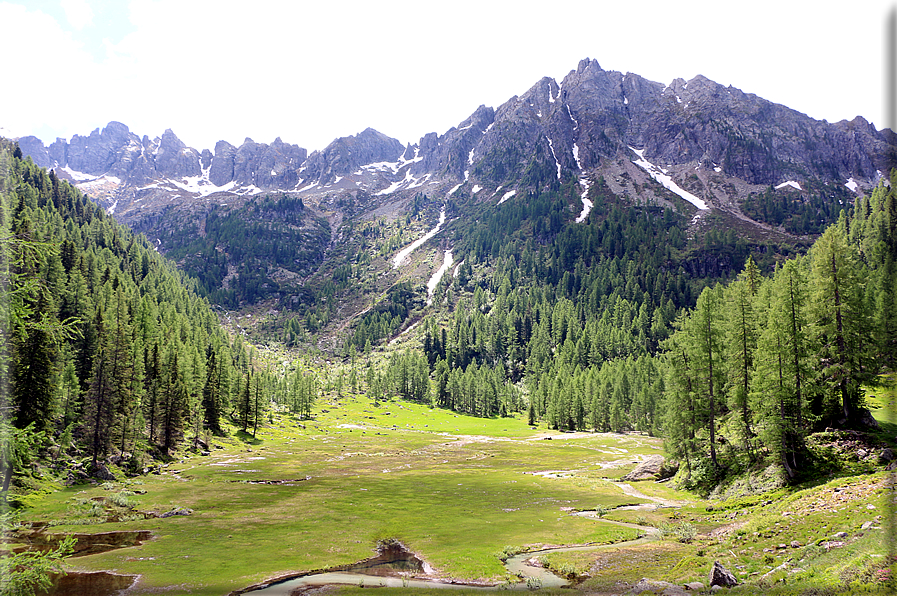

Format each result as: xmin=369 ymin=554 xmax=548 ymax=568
xmin=392 ymin=206 xmax=447 ymax=268
xmin=576 ymin=179 xmax=592 ymax=223
xmin=630 ymin=147 xmax=708 ymax=210
xmin=62 ymin=166 xmax=98 ymax=182
xmin=845 ymin=178 xmax=859 ymax=192
xmin=775 ymin=180 xmax=802 ymax=191
xmin=546 ymin=136 xmax=561 ymax=180
xmin=566 ymin=105 xmax=579 ymax=129
xmin=498 ymin=189 xmax=516 ymax=205
xmin=376 ymin=170 xmax=417 ymax=196
xmin=170 ymin=175 xmax=237 ymax=197
xmin=426 ymin=249 xmax=454 ymax=305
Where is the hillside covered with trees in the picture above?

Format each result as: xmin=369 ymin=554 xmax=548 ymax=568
xmin=0 ymin=140 xmax=322 ymax=497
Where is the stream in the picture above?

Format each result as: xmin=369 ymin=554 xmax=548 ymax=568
xmin=246 ymin=513 xmax=661 ymax=594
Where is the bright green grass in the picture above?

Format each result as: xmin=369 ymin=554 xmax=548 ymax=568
xmin=24 ymin=394 xmax=660 ymax=595
xmin=24 ymin=391 xmax=895 ymax=595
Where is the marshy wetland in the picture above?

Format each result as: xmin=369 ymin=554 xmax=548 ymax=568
xmin=12 ymin=390 xmax=895 ymax=595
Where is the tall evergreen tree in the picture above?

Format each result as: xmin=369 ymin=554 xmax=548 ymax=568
xmin=808 ymin=226 xmax=873 ymax=425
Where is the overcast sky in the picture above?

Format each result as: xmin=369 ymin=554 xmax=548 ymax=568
xmin=1 ymin=0 xmax=894 ymax=153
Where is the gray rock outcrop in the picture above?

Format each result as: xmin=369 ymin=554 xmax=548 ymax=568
xmin=708 ymin=561 xmax=738 ymax=588
xmin=622 ymin=455 xmax=667 ymax=481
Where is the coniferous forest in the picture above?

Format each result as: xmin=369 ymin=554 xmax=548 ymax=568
xmin=1 ymin=133 xmax=896 ymax=594
xmin=0 ymin=140 xmax=320 ymax=491
xmin=2 ymin=135 xmax=896 ymax=492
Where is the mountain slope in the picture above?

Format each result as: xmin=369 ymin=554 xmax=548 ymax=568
xmin=12 ymin=58 xmax=895 ymax=332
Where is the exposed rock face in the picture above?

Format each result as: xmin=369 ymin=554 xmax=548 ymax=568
xmin=301 ymin=127 xmax=404 ymax=185
xmin=15 ymin=135 xmax=53 ymax=168
xmin=415 ymin=58 xmax=893 ymax=189
xmin=20 ymin=123 xmax=308 ymax=191
xmin=209 ymin=140 xmax=237 ymax=185
xmin=154 ymin=128 xmax=201 ymax=179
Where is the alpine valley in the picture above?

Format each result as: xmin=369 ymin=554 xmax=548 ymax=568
xmin=3 ymin=58 xmax=897 ymax=596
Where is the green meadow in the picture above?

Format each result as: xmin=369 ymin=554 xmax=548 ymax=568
xmin=18 ymin=387 xmax=896 ymax=595
xmin=22 ymin=394 xmax=657 ymax=595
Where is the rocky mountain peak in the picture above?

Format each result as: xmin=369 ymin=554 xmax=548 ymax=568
xmin=301 ymin=128 xmax=404 ymax=185
xmin=12 ymin=57 xmax=895 ymax=236
xmin=155 ymin=129 xmax=201 ymax=179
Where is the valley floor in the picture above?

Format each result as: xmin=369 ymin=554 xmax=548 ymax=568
xmin=10 ymin=392 xmax=895 ymax=596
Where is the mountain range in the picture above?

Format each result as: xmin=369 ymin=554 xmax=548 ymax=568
xmin=11 ymin=57 xmax=897 ymax=327
xmin=17 ymin=59 xmax=894 ymax=229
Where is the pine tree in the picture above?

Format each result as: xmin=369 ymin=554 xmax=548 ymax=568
xmin=160 ymin=347 xmax=188 ymax=453
xmin=723 ymin=264 xmax=758 ymax=457
xmin=202 ymin=347 xmax=222 ymax=434
xmin=808 ymin=226 xmax=874 ymax=425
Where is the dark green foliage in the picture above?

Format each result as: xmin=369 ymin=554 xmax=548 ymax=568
xmin=0 ymin=141 xmax=251 ymax=486
xmin=742 ymin=182 xmax=854 ymax=235
xmin=660 ymin=177 xmax=897 ymax=489
xmin=347 ymin=282 xmax=421 ymax=350
xmin=158 ymin=194 xmax=331 ymax=306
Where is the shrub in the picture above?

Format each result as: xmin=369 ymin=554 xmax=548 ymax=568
xmin=109 ymin=491 xmax=136 ymax=509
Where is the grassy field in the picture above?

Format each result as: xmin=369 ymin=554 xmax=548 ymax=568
xmin=20 ymin=394 xmax=658 ymax=595
xmin=15 ymin=386 xmax=897 ymax=596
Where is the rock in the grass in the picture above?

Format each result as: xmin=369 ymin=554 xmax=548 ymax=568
xmin=683 ymin=581 xmax=705 ymax=590
xmin=879 ymin=448 xmax=895 ymax=463
xmin=160 ymin=507 xmax=193 ymax=518
xmin=861 ymin=521 xmax=875 ymax=530
xmin=630 ymin=578 xmax=677 ymax=593
xmin=858 ymin=408 xmax=880 ymax=429
xmin=89 ymin=462 xmax=116 ymax=481
xmin=833 ymin=531 xmax=848 ymax=539
xmin=622 ymin=455 xmax=667 ymax=481
xmin=708 ymin=561 xmax=738 ymax=588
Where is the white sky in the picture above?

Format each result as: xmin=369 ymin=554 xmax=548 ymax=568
xmin=1 ymin=0 xmax=894 ymax=153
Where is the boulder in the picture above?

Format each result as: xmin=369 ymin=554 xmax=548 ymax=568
xmin=622 ymin=455 xmax=666 ymax=481
xmin=708 ymin=561 xmax=738 ymax=588
xmin=89 ymin=462 xmax=116 ymax=481
xmin=858 ymin=408 xmax=880 ymax=429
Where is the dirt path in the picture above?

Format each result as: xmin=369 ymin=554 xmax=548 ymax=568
xmin=612 ymin=482 xmax=689 ymax=508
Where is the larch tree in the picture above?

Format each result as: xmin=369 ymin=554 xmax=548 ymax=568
xmin=808 ymin=226 xmax=874 ymax=425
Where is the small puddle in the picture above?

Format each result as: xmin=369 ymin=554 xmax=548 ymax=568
xmin=245 ymin=542 xmax=492 ymax=594
xmin=45 ymin=571 xmax=137 ymax=596
xmin=25 ymin=530 xmax=154 ymax=557
xmin=11 ymin=529 xmax=147 ymax=595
